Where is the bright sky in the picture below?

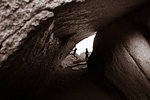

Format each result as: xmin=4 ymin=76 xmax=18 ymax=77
xmin=75 ymin=34 xmax=96 ymax=54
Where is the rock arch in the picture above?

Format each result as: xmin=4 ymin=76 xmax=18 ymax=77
xmin=0 ymin=0 xmax=149 ymax=99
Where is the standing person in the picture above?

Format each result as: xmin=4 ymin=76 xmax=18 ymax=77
xmin=85 ymin=48 xmax=89 ymax=62
xmin=73 ymin=48 xmax=77 ymax=57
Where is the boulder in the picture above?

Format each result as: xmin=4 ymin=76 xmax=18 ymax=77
xmin=88 ymin=3 xmax=150 ymax=99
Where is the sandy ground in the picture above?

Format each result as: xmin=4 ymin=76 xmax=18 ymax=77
xmin=41 ymin=65 xmax=121 ymax=100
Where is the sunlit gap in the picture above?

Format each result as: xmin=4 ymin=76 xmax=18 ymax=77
xmin=60 ymin=34 xmax=96 ymax=70
xmin=75 ymin=34 xmax=96 ymax=55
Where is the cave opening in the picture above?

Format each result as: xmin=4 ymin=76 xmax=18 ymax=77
xmin=60 ymin=34 xmax=96 ymax=70
xmin=52 ymin=33 xmax=114 ymax=100
xmin=0 ymin=0 xmax=150 ymax=100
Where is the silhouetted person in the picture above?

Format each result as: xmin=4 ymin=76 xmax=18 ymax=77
xmin=85 ymin=48 xmax=89 ymax=62
xmin=73 ymin=48 xmax=77 ymax=57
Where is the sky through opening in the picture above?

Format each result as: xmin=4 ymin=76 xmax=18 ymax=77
xmin=75 ymin=34 xmax=96 ymax=55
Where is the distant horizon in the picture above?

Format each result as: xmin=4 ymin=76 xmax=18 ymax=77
xmin=75 ymin=34 xmax=96 ymax=55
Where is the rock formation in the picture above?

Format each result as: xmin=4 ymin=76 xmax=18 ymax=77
xmin=88 ymin=3 xmax=150 ymax=99
xmin=0 ymin=0 xmax=149 ymax=99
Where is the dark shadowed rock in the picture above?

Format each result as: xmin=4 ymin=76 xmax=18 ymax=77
xmin=88 ymin=3 xmax=150 ymax=99
xmin=0 ymin=0 xmax=149 ymax=99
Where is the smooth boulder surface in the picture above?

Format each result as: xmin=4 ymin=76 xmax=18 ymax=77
xmin=88 ymin=4 xmax=150 ymax=99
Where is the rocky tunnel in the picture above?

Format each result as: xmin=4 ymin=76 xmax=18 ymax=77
xmin=0 ymin=0 xmax=150 ymax=100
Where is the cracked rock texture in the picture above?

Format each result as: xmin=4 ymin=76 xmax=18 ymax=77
xmin=0 ymin=0 xmax=149 ymax=100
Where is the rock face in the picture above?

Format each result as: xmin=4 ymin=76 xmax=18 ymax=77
xmin=0 ymin=0 xmax=149 ymax=99
xmin=60 ymin=52 xmax=90 ymax=68
xmin=60 ymin=53 xmax=84 ymax=68
xmin=88 ymin=3 xmax=150 ymax=100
